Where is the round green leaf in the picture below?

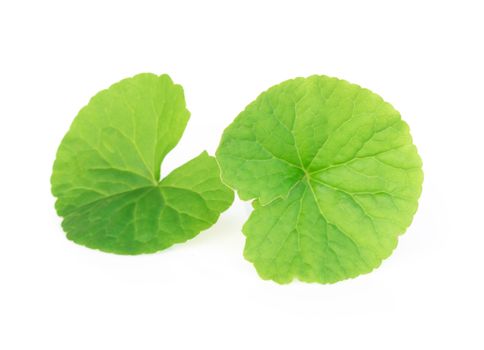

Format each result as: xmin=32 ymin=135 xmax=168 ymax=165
xmin=52 ymin=73 xmax=234 ymax=254
xmin=216 ymin=75 xmax=423 ymax=283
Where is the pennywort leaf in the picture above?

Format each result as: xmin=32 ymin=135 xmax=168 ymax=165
xmin=52 ymin=73 xmax=234 ymax=254
xmin=216 ymin=75 xmax=423 ymax=284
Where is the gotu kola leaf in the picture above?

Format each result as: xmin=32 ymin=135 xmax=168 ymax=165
xmin=216 ymin=75 xmax=423 ymax=284
xmin=52 ymin=73 xmax=234 ymax=254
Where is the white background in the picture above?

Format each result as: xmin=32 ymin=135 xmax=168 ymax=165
xmin=1 ymin=1 xmax=483 ymax=349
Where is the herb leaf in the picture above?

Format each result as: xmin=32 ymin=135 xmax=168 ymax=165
xmin=52 ymin=73 xmax=233 ymax=254
xmin=216 ymin=75 xmax=423 ymax=283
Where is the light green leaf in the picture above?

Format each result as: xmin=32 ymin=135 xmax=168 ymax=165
xmin=52 ymin=73 xmax=234 ymax=254
xmin=216 ymin=75 xmax=423 ymax=283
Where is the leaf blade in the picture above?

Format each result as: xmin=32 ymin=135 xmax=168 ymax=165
xmin=217 ymin=75 xmax=423 ymax=283
xmin=52 ymin=73 xmax=233 ymax=254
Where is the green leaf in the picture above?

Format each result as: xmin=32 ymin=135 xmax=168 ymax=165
xmin=216 ymin=75 xmax=423 ymax=283
xmin=52 ymin=73 xmax=234 ymax=254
